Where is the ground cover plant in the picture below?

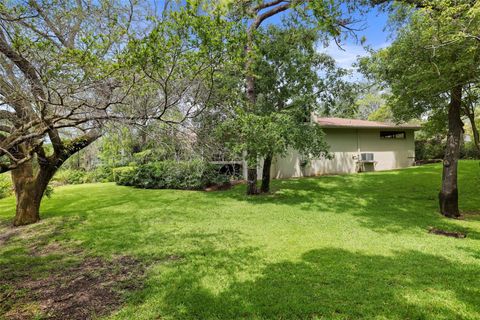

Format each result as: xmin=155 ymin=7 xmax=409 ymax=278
xmin=1 ymin=161 xmax=480 ymax=319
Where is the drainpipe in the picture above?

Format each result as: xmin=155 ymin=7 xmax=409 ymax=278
xmin=356 ymin=129 xmax=361 ymax=172
xmin=356 ymin=128 xmax=360 ymax=157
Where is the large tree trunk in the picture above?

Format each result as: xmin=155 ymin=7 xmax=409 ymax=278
xmin=245 ymin=33 xmax=259 ymax=195
xmin=439 ymin=86 xmax=463 ymax=218
xmin=12 ymin=160 xmax=41 ymax=226
xmin=8 ymin=127 xmax=99 ymax=226
xmin=11 ymin=158 xmax=57 ymax=226
xmin=246 ymin=166 xmax=259 ymax=195
xmin=260 ymin=153 xmax=273 ymax=193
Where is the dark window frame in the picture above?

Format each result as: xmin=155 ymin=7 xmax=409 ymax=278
xmin=380 ymin=131 xmax=406 ymax=139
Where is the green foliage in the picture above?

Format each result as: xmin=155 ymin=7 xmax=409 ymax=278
xmin=359 ymin=2 xmax=480 ymax=122
xmin=368 ymin=104 xmax=393 ymax=122
xmin=416 ymin=138 xmax=480 ymax=161
xmin=219 ymin=25 xmax=337 ymax=165
xmin=53 ymin=170 xmax=86 ymax=185
xmin=461 ymin=141 xmax=480 ymax=160
xmin=92 ymin=166 xmax=116 ymax=183
xmin=99 ymin=127 xmax=136 ymax=168
xmin=121 ymin=1 xmax=245 ymax=123
xmin=112 ymin=166 xmax=137 ymax=186
xmin=115 ymin=160 xmax=227 ymax=190
xmin=0 ymin=173 xmax=12 ymax=199
xmin=52 ymin=169 xmax=103 ymax=185
xmin=415 ymin=138 xmax=446 ymax=161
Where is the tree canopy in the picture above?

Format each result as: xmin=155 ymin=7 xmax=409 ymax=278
xmin=359 ymin=0 xmax=480 ymax=217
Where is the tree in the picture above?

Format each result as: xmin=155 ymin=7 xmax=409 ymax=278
xmin=217 ymin=24 xmax=357 ymax=192
xmin=226 ymin=0 xmax=368 ymax=194
xmin=353 ymin=85 xmax=391 ymax=121
xmin=251 ymin=25 xmax=344 ymax=192
xmin=359 ymin=1 xmax=480 ymax=218
xmin=0 ymin=0 xmax=237 ymax=226
xmin=0 ymin=0 xmax=135 ymax=225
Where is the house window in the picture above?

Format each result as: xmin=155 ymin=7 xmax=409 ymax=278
xmin=380 ymin=131 xmax=406 ymax=139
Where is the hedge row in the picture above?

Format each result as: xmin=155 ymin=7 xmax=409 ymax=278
xmin=51 ymin=167 xmax=114 ymax=185
xmin=416 ymin=140 xmax=480 ymax=161
xmin=113 ymin=160 xmax=229 ymax=190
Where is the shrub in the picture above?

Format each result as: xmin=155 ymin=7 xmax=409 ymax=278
xmin=416 ymin=138 xmax=480 ymax=161
xmin=115 ymin=160 xmax=228 ymax=190
xmin=93 ymin=166 xmax=115 ymax=182
xmin=52 ymin=169 xmax=105 ymax=185
xmin=112 ymin=166 xmax=137 ymax=185
xmin=461 ymin=141 xmax=480 ymax=159
xmin=52 ymin=169 xmax=85 ymax=185
xmin=415 ymin=139 xmax=445 ymax=161
xmin=0 ymin=173 xmax=12 ymax=199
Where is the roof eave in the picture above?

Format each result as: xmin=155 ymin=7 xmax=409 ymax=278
xmin=318 ymin=125 xmax=422 ymax=130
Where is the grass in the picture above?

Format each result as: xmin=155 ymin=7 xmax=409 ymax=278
xmin=1 ymin=161 xmax=480 ymax=319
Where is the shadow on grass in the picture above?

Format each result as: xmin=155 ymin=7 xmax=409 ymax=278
xmin=133 ymin=247 xmax=480 ymax=319
xmin=1 ymin=163 xmax=470 ymax=244
xmin=0 ymin=215 xmax=261 ymax=319
xmin=209 ymin=164 xmax=480 ymax=237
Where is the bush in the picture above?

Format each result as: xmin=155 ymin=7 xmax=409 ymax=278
xmin=416 ymin=138 xmax=480 ymax=161
xmin=92 ymin=166 xmax=115 ymax=182
xmin=461 ymin=141 xmax=480 ymax=159
xmin=52 ymin=169 xmax=86 ymax=185
xmin=415 ymin=139 xmax=445 ymax=161
xmin=115 ymin=160 xmax=228 ymax=190
xmin=0 ymin=173 xmax=12 ymax=199
xmin=112 ymin=166 xmax=137 ymax=185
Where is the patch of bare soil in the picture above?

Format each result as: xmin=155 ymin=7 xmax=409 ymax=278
xmin=0 ymin=227 xmax=19 ymax=246
xmin=428 ymin=227 xmax=467 ymax=238
xmin=204 ymin=180 xmax=244 ymax=192
xmin=461 ymin=210 xmax=480 ymax=220
xmin=1 ymin=252 xmax=146 ymax=320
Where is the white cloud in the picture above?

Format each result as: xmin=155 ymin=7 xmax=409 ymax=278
xmin=317 ymin=41 xmax=391 ymax=82
xmin=322 ymin=43 xmax=366 ymax=69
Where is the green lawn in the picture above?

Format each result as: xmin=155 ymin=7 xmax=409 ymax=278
xmin=1 ymin=161 xmax=480 ymax=319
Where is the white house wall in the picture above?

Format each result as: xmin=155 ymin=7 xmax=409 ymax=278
xmin=272 ymin=128 xmax=416 ymax=178
xmin=357 ymin=129 xmax=415 ymax=171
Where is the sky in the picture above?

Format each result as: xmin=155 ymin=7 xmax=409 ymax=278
xmin=263 ymin=5 xmax=393 ymax=79
xmin=157 ymin=1 xmax=394 ymax=79
xmin=321 ymin=7 xmax=392 ymax=71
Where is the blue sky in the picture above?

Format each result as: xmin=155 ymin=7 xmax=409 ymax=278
xmin=262 ymin=5 xmax=393 ymax=76
xmin=320 ymin=7 xmax=392 ymax=71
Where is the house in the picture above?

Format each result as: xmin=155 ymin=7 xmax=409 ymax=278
xmin=243 ymin=117 xmax=421 ymax=179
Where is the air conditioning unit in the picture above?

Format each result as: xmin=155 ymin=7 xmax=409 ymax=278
xmin=360 ymin=153 xmax=374 ymax=161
